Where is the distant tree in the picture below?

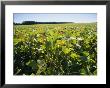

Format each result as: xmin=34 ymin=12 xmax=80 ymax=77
xmin=14 ymin=23 xmax=21 ymax=25
xmin=22 ymin=21 xmax=36 ymax=25
xmin=13 ymin=22 xmax=17 ymax=25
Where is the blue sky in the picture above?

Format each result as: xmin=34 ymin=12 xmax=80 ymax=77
xmin=14 ymin=13 xmax=97 ymax=23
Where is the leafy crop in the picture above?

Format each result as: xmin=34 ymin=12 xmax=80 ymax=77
xmin=14 ymin=23 xmax=97 ymax=75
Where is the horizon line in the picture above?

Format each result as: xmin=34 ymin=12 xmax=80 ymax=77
xmin=14 ymin=21 xmax=97 ymax=23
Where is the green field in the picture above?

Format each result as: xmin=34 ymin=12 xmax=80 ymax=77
xmin=14 ymin=23 xmax=97 ymax=75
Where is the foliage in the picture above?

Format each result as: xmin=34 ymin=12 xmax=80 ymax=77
xmin=14 ymin=23 xmax=97 ymax=75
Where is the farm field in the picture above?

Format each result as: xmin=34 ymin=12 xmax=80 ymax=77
xmin=14 ymin=23 xmax=97 ymax=75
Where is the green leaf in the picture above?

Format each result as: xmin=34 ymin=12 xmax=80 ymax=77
xmin=62 ymin=47 xmax=71 ymax=54
xmin=80 ymin=68 xmax=86 ymax=75
xmin=72 ymin=40 xmax=77 ymax=44
xmin=83 ymin=51 xmax=89 ymax=56
xmin=37 ymin=60 xmax=47 ymax=75
xmin=93 ymin=70 xmax=97 ymax=75
xmin=26 ymin=60 xmax=37 ymax=70
xmin=37 ymin=60 xmax=45 ymax=65
xmin=70 ymin=53 xmax=78 ymax=59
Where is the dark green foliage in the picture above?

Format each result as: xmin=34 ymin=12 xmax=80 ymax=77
xmin=14 ymin=23 xmax=97 ymax=75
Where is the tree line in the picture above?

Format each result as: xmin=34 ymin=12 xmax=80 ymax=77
xmin=14 ymin=21 xmax=74 ymax=25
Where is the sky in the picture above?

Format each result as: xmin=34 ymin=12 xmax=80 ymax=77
xmin=14 ymin=13 xmax=97 ymax=23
